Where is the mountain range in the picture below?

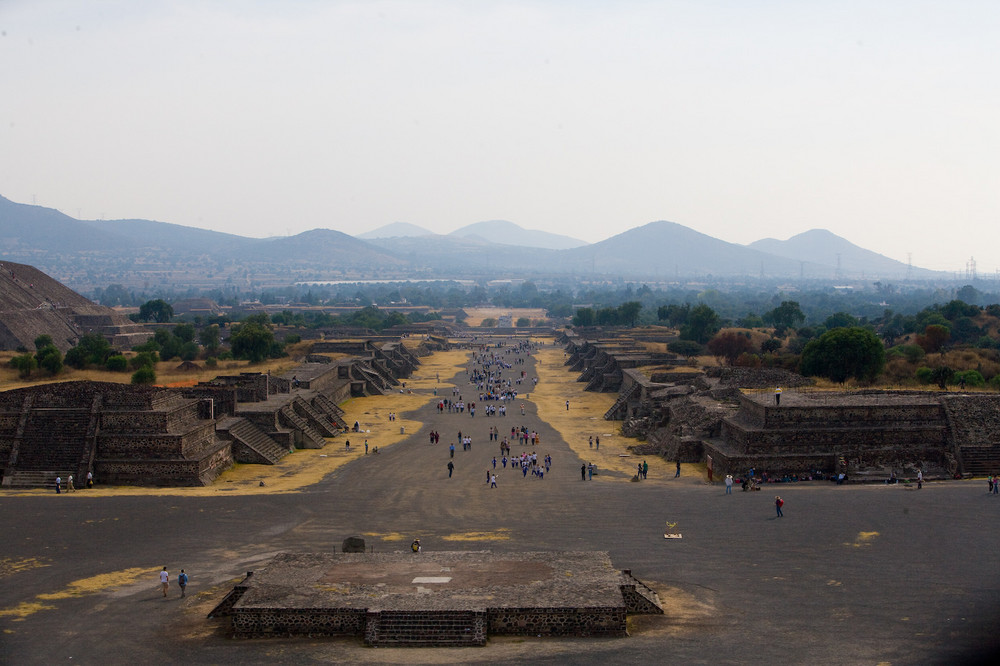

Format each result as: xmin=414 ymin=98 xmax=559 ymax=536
xmin=0 ymin=194 xmax=938 ymax=293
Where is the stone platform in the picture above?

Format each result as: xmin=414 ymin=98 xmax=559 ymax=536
xmin=213 ymin=551 xmax=661 ymax=646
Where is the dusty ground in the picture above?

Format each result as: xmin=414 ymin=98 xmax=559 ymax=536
xmin=1 ymin=338 xmax=998 ymax=665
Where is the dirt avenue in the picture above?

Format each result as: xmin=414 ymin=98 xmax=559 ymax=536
xmin=1 ymin=339 xmax=998 ymax=664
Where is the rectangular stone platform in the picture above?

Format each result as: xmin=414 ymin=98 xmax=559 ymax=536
xmin=222 ymin=551 xmax=647 ymax=645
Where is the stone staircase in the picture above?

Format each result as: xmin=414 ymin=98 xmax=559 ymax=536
xmin=364 ymin=610 xmax=486 ymax=646
xmin=5 ymin=408 xmax=91 ymax=487
xmin=219 ymin=418 xmax=289 ymax=464
xmin=311 ymin=394 xmax=348 ymax=429
xmin=278 ymin=405 xmax=327 ymax=448
xmin=605 ymin=382 xmax=640 ymax=421
xmin=292 ymin=398 xmax=340 ymax=437
xmin=958 ymin=446 xmax=1000 ymax=476
xmin=352 ymin=363 xmax=390 ymax=395
xmin=619 ymin=570 xmax=663 ymax=614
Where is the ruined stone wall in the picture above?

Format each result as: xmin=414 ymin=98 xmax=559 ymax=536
xmin=99 ymin=401 xmax=202 ymax=433
xmin=96 ymin=439 xmax=231 ymax=486
xmin=943 ymin=395 xmax=1000 ymax=448
xmin=97 ymin=422 xmax=217 ymax=459
xmin=487 ymin=606 xmax=626 ymax=637
xmin=230 ymin=607 xmax=365 ymax=638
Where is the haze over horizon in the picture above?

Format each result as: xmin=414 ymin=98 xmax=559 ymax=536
xmin=2 ymin=1 xmax=998 ymax=275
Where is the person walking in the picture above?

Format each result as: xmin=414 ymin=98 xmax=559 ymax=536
xmin=595 ymin=436 xmax=599 ymax=450
xmin=774 ymin=386 xmax=782 ymax=405
xmin=490 ymin=474 xmax=497 ymax=488
xmin=449 ymin=443 xmax=455 ymax=458
xmin=566 ymin=400 xmax=570 ymax=410
xmin=178 ymin=569 xmax=188 ymax=597
xmin=725 ymin=474 xmax=733 ymax=494
xmin=917 ymin=470 xmax=923 ymax=489
xmin=86 ymin=470 xmax=94 ymax=488
xmin=775 ymin=496 xmax=784 ymax=518
xmin=364 ymin=440 xmax=368 ymax=455
xmin=581 ymin=464 xmax=587 ymax=481
xmin=642 ymin=460 xmax=648 ymax=479
xmin=67 ymin=475 xmax=75 ymax=492
xmin=55 ymin=476 xmax=61 ymax=494
xmin=159 ymin=567 xmax=169 ymax=597
xmin=675 ymin=461 xmax=681 ymax=478
xmin=447 ymin=461 xmax=454 ymax=478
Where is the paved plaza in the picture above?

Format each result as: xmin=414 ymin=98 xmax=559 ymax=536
xmin=1 ymin=344 xmax=999 ymax=664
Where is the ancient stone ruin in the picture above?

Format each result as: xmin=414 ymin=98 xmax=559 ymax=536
xmin=0 ymin=339 xmax=425 ymax=488
xmin=209 ymin=551 xmax=662 ymax=646
xmin=0 ymin=260 xmax=151 ymax=351
xmin=563 ymin=329 xmax=1000 ymax=480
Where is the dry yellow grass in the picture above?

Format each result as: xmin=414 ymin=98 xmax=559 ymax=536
xmin=532 ymin=346 xmax=673 ymax=480
xmin=462 ymin=307 xmax=548 ymax=327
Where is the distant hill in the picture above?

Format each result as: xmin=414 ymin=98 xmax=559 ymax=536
xmin=748 ymin=229 xmax=933 ymax=279
xmin=555 ymin=220 xmax=829 ymax=278
xmin=0 ymin=194 xmax=946 ymax=289
xmin=0 ymin=195 xmax=129 ymax=253
xmin=357 ymin=222 xmax=434 ymax=239
xmin=449 ymin=220 xmax=587 ymax=250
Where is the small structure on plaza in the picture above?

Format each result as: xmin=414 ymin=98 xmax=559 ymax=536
xmin=209 ymin=551 xmax=662 ymax=646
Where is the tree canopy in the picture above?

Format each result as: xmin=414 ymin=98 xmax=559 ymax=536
xmin=800 ymin=326 xmax=885 ymax=383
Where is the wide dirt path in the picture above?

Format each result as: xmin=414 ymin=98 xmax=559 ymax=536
xmin=1 ymin=338 xmax=999 ymax=665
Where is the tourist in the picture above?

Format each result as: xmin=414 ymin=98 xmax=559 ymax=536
xmin=774 ymin=386 xmax=782 ymax=405
xmin=581 ymin=464 xmax=586 ymax=481
xmin=447 ymin=461 xmax=454 ymax=478
xmin=642 ymin=461 xmax=648 ymax=479
xmin=67 ymin=475 xmax=74 ymax=492
xmin=364 ymin=440 xmax=368 ymax=455
xmin=675 ymin=461 xmax=681 ymax=478
xmin=54 ymin=476 xmax=61 ymax=494
xmin=449 ymin=443 xmax=455 ymax=458
xmin=595 ymin=436 xmax=599 ymax=450
xmin=589 ymin=436 xmax=593 ymax=448
xmin=588 ymin=463 xmax=594 ymax=481
xmin=411 ymin=539 xmax=421 ymax=553
xmin=775 ymin=496 xmax=784 ymax=518
xmin=917 ymin=470 xmax=923 ymax=489
xmin=993 ymin=475 xmax=999 ymax=495
xmin=566 ymin=400 xmax=570 ymax=410
xmin=178 ymin=569 xmax=188 ymax=597
xmin=725 ymin=474 xmax=733 ymax=494
xmin=345 ymin=439 xmax=350 ymax=450
xmin=490 ymin=474 xmax=497 ymax=488
xmin=86 ymin=471 xmax=93 ymax=488
xmin=160 ymin=567 xmax=169 ymax=597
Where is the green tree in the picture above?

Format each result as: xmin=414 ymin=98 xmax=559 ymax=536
xmin=572 ymin=308 xmax=595 ymax=327
xmin=130 ymin=351 xmax=159 ymax=369
xmin=199 ymin=324 xmax=221 ymax=353
xmin=658 ymin=303 xmax=690 ymax=326
xmin=131 ymin=366 xmax=157 ymax=384
xmin=824 ymin=312 xmax=860 ymax=329
xmin=34 ymin=334 xmax=54 ymax=350
xmin=516 ymin=317 xmax=531 ymax=327
xmin=230 ymin=321 xmax=276 ymax=362
xmin=105 ymin=354 xmax=129 ymax=372
xmin=800 ymin=327 xmax=886 ymax=383
xmin=764 ymin=301 xmax=805 ymax=332
xmin=173 ymin=323 xmax=195 ymax=343
xmin=930 ymin=366 xmax=953 ymax=389
xmin=617 ymin=301 xmax=643 ymax=327
xmin=668 ymin=340 xmax=703 ymax=358
xmin=9 ymin=353 xmax=37 ymax=378
xmin=66 ymin=333 xmax=113 ymax=368
xmin=35 ymin=345 xmax=63 ymax=376
xmin=761 ymin=338 xmax=782 ymax=354
xmin=138 ymin=299 xmax=174 ymax=323
xmin=680 ymin=304 xmax=720 ymax=344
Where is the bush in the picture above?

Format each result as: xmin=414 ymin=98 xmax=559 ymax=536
xmin=915 ymin=367 xmax=933 ymax=384
xmin=668 ymin=340 xmax=703 ymax=357
xmin=130 ymin=351 xmax=158 ymax=369
xmin=131 ymin=366 xmax=157 ymax=384
xmin=887 ymin=344 xmax=926 ymax=364
xmin=105 ymin=355 xmax=129 ymax=372
xmin=205 ymin=357 xmax=218 ymax=368
xmin=9 ymin=353 xmax=37 ymax=379
xmin=953 ymin=370 xmax=985 ymax=387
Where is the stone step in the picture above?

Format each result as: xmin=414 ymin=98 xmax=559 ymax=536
xmin=367 ymin=610 xmax=485 ymax=646
xmin=3 ymin=470 xmax=75 ymax=488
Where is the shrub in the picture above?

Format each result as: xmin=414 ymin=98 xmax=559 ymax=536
xmin=130 ymin=351 xmax=158 ymax=369
xmin=953 ymin=370 xmax=985 ymax=387
xmin=131 ymin=366 xmax=157 ymax=384
xmin=105 ymin=355 xmax=129 ymax=372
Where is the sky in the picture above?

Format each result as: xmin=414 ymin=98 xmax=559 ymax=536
xmin=2 ymin=0 xmax=998 ymax=275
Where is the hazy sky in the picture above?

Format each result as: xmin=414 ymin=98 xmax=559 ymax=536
xmin=2 ymin=1 xmax=998 ymax=274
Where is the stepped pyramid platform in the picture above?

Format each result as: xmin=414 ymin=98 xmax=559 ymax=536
xmin=214 ymin=551 xmax=660 ymax=645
